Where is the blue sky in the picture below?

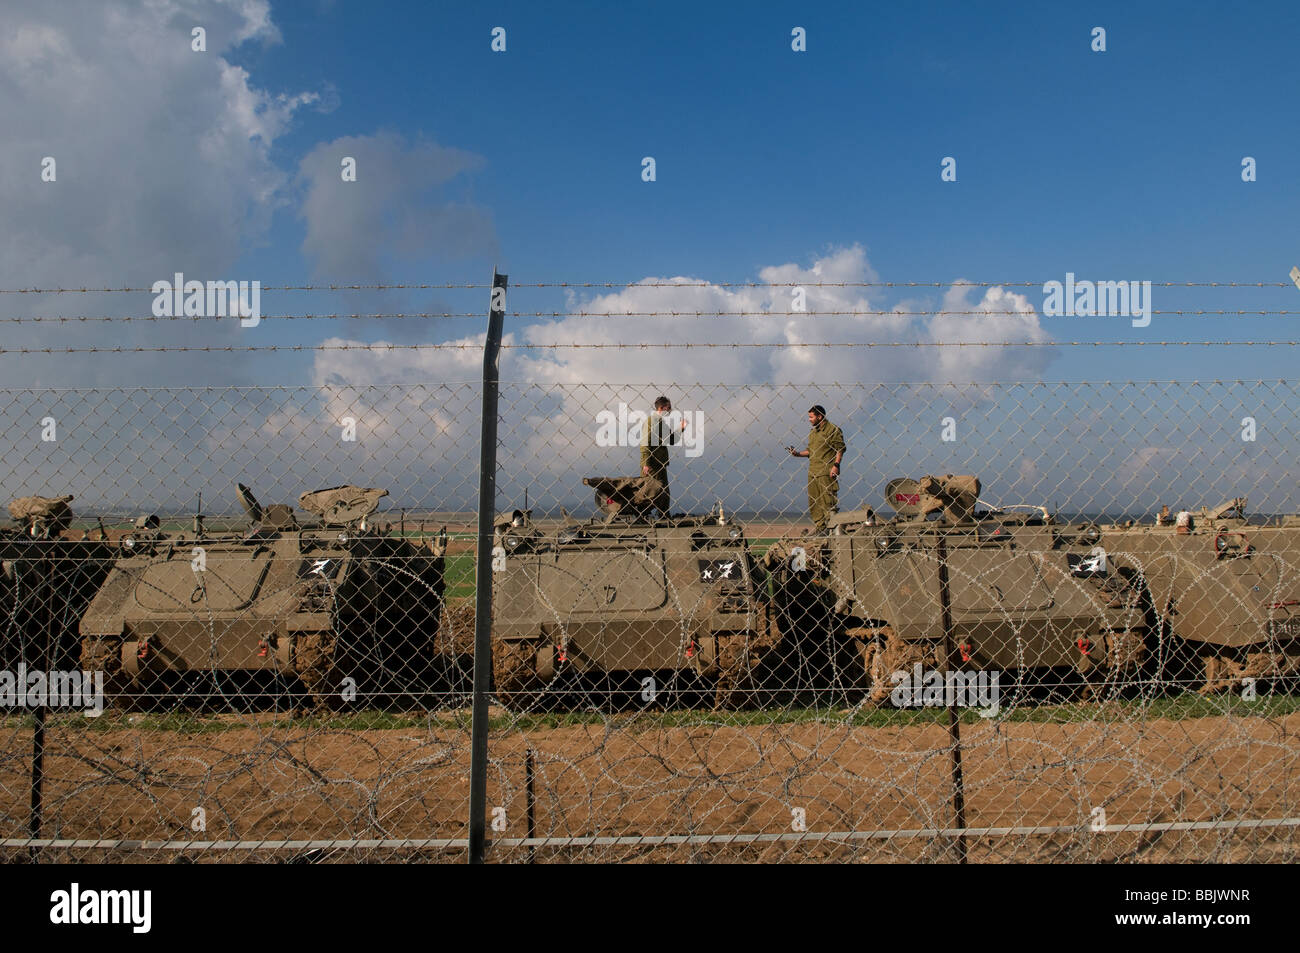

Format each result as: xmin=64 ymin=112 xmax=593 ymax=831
xmin=7 ymin=0 xmax=1298 ymax=375
xmin=242 ymin=1 xmax=1298 ymax=265
xmin=251 ymin=0 xmax=1296 ymax=381
xmin=1 ymin=0 xmax=1296 ymax=513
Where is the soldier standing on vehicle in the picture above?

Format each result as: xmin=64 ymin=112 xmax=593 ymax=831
xmin=787 ymin=405 xmax=846 ymax=532
xmin=636 ymin=395 xmax=687 ymax=517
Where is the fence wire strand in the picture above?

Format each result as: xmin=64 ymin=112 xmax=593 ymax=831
xmin=5 ymin=309 xmax=1300 ymax=324
xmin=0 ymin=341 xmax=1296 ymax=355
xmin=2 ymin=280 xmax=1296 ymax=293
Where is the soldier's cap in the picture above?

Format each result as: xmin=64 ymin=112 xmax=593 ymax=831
xmin=808 ymin=405 xmax=826 ymax=418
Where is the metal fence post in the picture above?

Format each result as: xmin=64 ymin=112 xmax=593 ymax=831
xmin=526 ymin=747 xmax=536 ymax=864
xmin=29 ymin=702 xmax=46 ymax=862
xmin=469 ymin=270 xmax=507 ymax=864
xmin=28 ymin=551 xmax=53 ymax=862
xmin=936 ymin=534 xmax=968 ymax=863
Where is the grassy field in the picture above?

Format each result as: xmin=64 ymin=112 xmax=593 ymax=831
xmin=6 ymin=692 xmax=1297 ymax=736
xmin=444 ymin=551 xmax=476 ymax=601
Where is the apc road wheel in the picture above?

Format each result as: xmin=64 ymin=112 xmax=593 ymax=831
xmin=492 ymin=640 xmax=553 ymax=713
xmin=854 ymin=627 xmax=942 ymax=705
xmin=294 ymin=631 xmax=350 ymax=709
xmin=80 ymin=637 xmax=140 ymax=711
xmin=1075 ymin=626 xmax=1151 ymax=701
xmin=713 ymin=612 xmax=784 ymax=709
xmin=1195 ymin=646 xmax=1300 ymax=695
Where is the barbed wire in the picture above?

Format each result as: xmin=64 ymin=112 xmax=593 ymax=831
xmin=1 ymin=280 xmax=1296 ymax=293
xmin=0 ymin=378 xmax=1288 ymax=390
xmin=3 ymin=308 xmax=1300 ymax=323
xmin=505 ymin=340 xmax=1299 ymax=348
xmin=0 ymin=340 xmax=1295 ymax=355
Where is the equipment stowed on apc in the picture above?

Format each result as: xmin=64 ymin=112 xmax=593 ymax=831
xmin=1 ymin=495 xmax=115 ymax=672
xmin=765 ymin=475 xmax=1155 ymax=703
xmin=489 ymin=475 xmax=798 ymax=710
xmin=79 ymin=483 xmax=453 ymax=707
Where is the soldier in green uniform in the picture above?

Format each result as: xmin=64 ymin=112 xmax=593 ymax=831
xmin=787 ymin=405 xmax=846 ymax=531
xmin=635 ymin=395 xmax=687 ymax=517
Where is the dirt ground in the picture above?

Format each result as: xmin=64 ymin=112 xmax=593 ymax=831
xmin=2 ymin=710 xmax=1297 ymax=863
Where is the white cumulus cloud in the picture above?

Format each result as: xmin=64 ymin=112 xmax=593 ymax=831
xmin=0 ymin=0 xmax=318 ymax=384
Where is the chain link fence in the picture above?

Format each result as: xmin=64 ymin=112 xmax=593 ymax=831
xmin=1 ymin=291 xmax=1298 ymax=863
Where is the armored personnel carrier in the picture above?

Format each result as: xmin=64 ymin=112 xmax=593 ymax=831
xmin=1 ymin=495 xmax=115 ymax=671
xmin=1092 ymin=497 xmax=1300 ymax=692
xmin=766 ymin=475 xmax=1153 ymax=703
xmin=490 ymin=476 xmax=794 ymax=710
xmin=79 ymin=484 xmax=452 ymax=708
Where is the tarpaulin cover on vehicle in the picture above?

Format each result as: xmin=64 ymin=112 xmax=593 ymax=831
xmin=297 ymin=486 xmax=388 ymax=525
xmin=7 ymin=495 xmax=74 ymax=524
